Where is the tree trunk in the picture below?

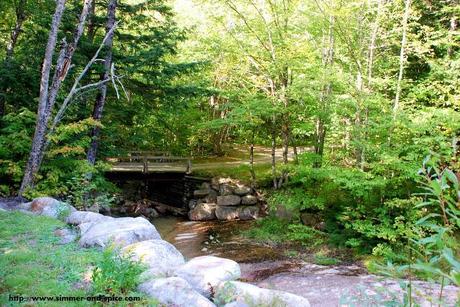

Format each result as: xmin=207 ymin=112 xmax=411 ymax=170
xmin=447 ymin=1 xmax=458 ymax=59
xmin=249 ymin=131 xmax=256 ymax=188
xmin=87 ymin=0 xmax=117 ymax=166
xmin=19 ymin=0 xmax=67 ymax=194
xmin=20 ymin=0 xmax=92 ymax=194
xmin=313 ymin=15 xmax=334 ymax=168
xmin=271 ymin=119 xmax=278 ymax=189
xmin=393 ymin=0 xmax=411 ymax=118
xmin=361 ymin=0 xmax=383 ymax=170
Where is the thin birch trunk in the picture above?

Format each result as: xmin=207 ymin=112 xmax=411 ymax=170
xmin=314 ymin=15 xmax=334 ymax=168
xmin=20 ymin=0 xmax=92 ymax=193
xmin=271 ymin=119 xmax=278 ymax=189
xmin=250 ymin=131 xmax=256 ymax=188
xmin=87 ymin=0 xmax=117 ymax=166
xmin=361 ymin=0 xmax=383 ymax=170
xmin=19 ymin=0 xmax=67 ymax=194
xmin=392 ymin=0 xmax=411 ymax=118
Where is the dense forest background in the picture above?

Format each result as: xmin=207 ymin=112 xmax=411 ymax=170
xmin=0 ymin=0 xmax=459 ymax=270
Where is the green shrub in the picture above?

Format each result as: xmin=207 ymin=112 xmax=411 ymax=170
xmin=91 ymin=247 xmax=145 ymax=296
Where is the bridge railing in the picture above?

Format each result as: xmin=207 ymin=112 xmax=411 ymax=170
xmin=107 ymin=151 xmax=192 ymax=173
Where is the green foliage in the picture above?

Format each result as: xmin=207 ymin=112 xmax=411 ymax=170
xmin=0 ymin=108 xmax=36 ymax=194
xmin=244 ymin=217 xmax=325 ymax=247
xmin=314 ymin=254 xmax=340 ymax=266
xmin=91 ymin=247 xmax=145 ymax=296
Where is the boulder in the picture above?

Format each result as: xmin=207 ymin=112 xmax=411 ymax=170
xmin=238 ymin=206 xmax=259 ymax=220
xmin=200 ymin=182 xmax=212 ymax=190
xmin=143 ymin=207 xmax=159 ymax=218
xmin=139 ymin=277 xmax=215 ymax=307
xmin=54 ymin=228 xmax=77 ymax=245
xmin=234 ymin=186 xmax=252 ymax=196
xmin=66 ymin=211 xmax=112 ymax=225
xmin=217 ymin=195 xmax=241 ymax=206
xmin=205 ymin=189 xmax=218 ymax=203
xmin=215 ymin=206 xmax=240 ymax=221
xmin=216 ymin=281 xmax=310 ymax=307
xmin=188 ymin=203 xmax=217 ymax=221
xmin=29 ymin=197 xmax=76 ymax=219
xmin=300 ymin=212 xmax=324 ymax=230
xmin=122 ymin=239 xmax=185 ymax=277
xmin=188 ymin=199 xmax=198 ymax=210
xmin=78 ymin=217 xmax=161 ymax=248
xmin=275 ymin=204 xmax=294 ymax=222
xmin=219 ymin=184 xmax=234 ymax=196
xmin=174 ymin=256 xmax=241 ymax=298
xmin=241 ymin=195 xmax=257 ymax=205
xmin=194 ymin=189 xmax=211 ymax=198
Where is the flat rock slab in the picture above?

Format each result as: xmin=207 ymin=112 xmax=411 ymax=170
xmin=139 ymin=277 xmax=215 ymax=307
xmin=217 ymin=195 xmax=241 ymax=206
xmin=66 ymin=211 xmax=112 ymax=225
xmin=255 ymin=263 xmax=460 ymax=307
xmin=216 ymin=281 xmax=310 ymax=307
xmin=122 ymin=239 xmax=185 ymax=277
xmin=79 ymin=217 xmax=161 ymax=248
xmin=174 ymin=255 xmax=241 ymax=298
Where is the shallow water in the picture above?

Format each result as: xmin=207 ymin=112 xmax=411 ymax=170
xmin=150 ymin=216 xmax=281 ymax=262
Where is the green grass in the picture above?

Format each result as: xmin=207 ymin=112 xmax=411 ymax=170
xmin=0 ymin=211 xmax=150 ymax=306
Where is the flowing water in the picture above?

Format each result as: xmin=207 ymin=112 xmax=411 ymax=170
xmin=150 ymin=216 xmax=281 ymax=262
xmin=150 ymin=216 xmax=460 ymax=307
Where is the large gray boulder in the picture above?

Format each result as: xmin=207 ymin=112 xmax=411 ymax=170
xmin=233 ymin=186 xmax=252 ymax=196
xmin=174 ymin=256 xmax=241 ymax=298
xmin=194 ymin=189 xmax=211 ymax=198
xmin=215 ymin=206 xmax=240 ymax=221
xmin=79 ymin=217 xmax=160 ymax=248
xmin=28 ymin=197 xmax=76 ymax=219
xmin=219 ymin=184 xmax=234 ymax=196
xmin=188 ymin=203 xmax=217 ymax=221
xmin=139 ymin=277 xmax=215 ymax=307
xmin=217 ymin=195 xmax=241 ymax=206
xmin=216 ymin=281 xmax=310 ymax=307
xmin=122 ymin=239 xmax=185 ymax=277
xmin=238 ymin=206 xmax=259 ymax=220
xmin=241 ymin=195 xmax=257 ymax=205
xmin=66 ymin=211 xmax=112 ymax=225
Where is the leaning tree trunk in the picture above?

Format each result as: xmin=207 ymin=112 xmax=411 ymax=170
xmin=19 ymin=0 xmax=67 ymax=194
xmin=20 ymin=0 xmax=92 ymax=194
xmin=87 ymin=0 xmax=117 ymax=166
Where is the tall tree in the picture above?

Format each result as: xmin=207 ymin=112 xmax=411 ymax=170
xmin=20 ymin=0 xmax=92 ymax=193
xmin=87 ymin=0 xmax=117 ymax=166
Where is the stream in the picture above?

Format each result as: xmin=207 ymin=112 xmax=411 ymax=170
xmin=150 ymin=217 xmax=459 ymax=307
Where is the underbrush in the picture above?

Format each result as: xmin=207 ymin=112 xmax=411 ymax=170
xmin=0 ymin=211 xmax=148 ymax=306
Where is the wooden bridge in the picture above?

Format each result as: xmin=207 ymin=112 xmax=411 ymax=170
xmin=106 ymin=151 xmax=192 ymax=174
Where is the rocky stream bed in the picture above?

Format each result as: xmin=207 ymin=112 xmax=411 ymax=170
xmin=1 ymin=197 xmax=458 ymax=306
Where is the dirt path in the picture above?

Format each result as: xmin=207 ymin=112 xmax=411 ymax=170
xmin=192 ymin=146 xmax=308 ymax=171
